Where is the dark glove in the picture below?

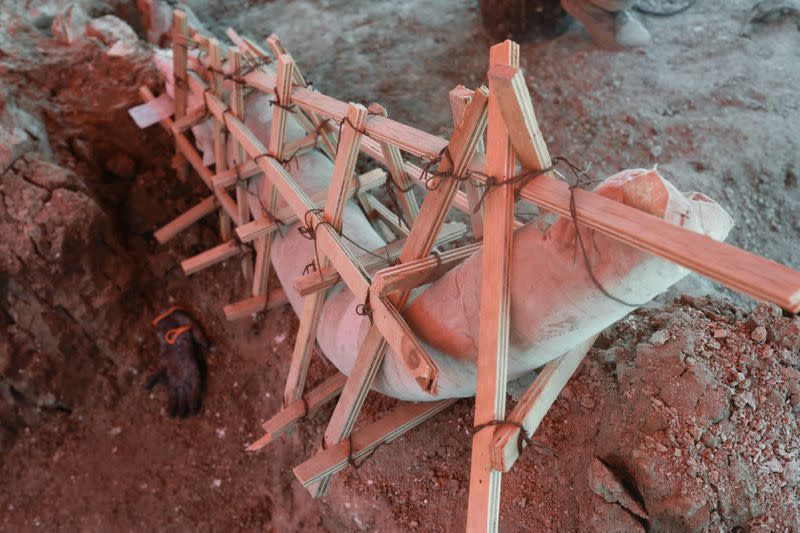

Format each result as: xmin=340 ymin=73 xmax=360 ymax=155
xmin=147 ymin=308 xmax=207 ymax=418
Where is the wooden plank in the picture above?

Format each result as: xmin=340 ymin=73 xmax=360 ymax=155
xmin=253 ymin=53 xmax=296 ymax=297
xmin=370 ymin=104 xmax=419 ymax=225
xmin=153 ymin=195 xmax=218 ymax=244
xmin=211 ymin=160 xmax=262 ymax=189
xmin=366 ymin=196 xmax=410 ymax=238
xmin=222 ymin=288 xmax=288 ymax=321
xmin=265 ymin=34 xmax=338 ymax=160
xmin=315 ymin=88 xmax=489 ymax=497
xmin=283 ymin=103 xmax=368 ymax=407
xmin=214 ymin=185 xmax=241 ymax=225
xmin=294 ymin=221 xmax=466 ymax=297
xmin=248 ymin=373 xmax=348 ymax=451
xmin=230 ymin=46 xmax=253 ymax=281
xmin=181 ymin=240 xmax=242 ymax=276
xmin=372 ymin=243 xmax=481 ymax=296
xmin=172 ymin=10 xmax=189 ymax=181
xmin=492 ymin=336 xmax=596 ymax=472
xmin=209 ymin=38 xmax=232 ymax=241
xmin=294 ymin=399 xmax=457 ymax=490
xmin=170 ymin=104 xmax=208 ymax=136
xmin=466 ymin=39 xmax=519 ymax=533
xmin=487 ymin=66 xmax=800 ymax=313
xmin=449 ymin=85 xmax=485 ymax=240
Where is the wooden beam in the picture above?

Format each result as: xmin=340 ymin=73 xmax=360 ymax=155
xmin=293 ymin=221 xmax=466 ymax=297
xmin=253 ymin=53 xmax=296 ymax=297
xmin=492 ymin=336 xmax=596 ymax=472
xmin=372 ymin=243 xmax=481 ymax=296
xmin=449 ymin=85 xmax=485 ymax=240
xmin=248 ymin=373 xmax=348 ymax=451
xmin=170 ymin=104 xmax=208 ymax=136
xmin=294 ymin=399 xmax=457 ymax=491
xmin=284 ymin=103 xmax=368 ymax=407
xmin=315 ymin=88 xmax=489 ymax=497
xmin=172 ymin=10 xmax=189 ymax=181
xmin=209 ymin=38 xmax=232 ymax=241
xmin=366 ymin=196 xmax=410 ymax=238
xmin=466 ymin=39 xmax=519 ymax=533
xmin=230 ymin=46 xmax=253 ymax=281
xmin=154 ymin=195 xmax=218 ymax=244
xmin=222 ymin=288 xmax=288 ymax=321
xmin=181 ymin=240 xmax=242 ymax=276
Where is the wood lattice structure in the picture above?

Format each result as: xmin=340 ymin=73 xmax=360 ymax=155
xmin=141 ymin=11 xmax=800 ymax=531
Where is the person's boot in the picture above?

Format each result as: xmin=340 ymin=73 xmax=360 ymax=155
xmin=614 ymin=9 xmax=651 ymax=47
xmin=561 ymin=0 xmax=617 ymax=47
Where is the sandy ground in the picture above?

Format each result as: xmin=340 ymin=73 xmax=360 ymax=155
xmin=1 ymin=0 xmax=800 ymax=531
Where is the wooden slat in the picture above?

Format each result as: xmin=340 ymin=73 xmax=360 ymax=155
xmin=294 ymin=219 xmax=466 ymax=296
xmin=449 ymin=85 xmax=485 ymax=240
xmin=222 ymin=288 xmax=288 ymax=321
xmin=283 ymin=103 xmax=368 ymax=407
xmin=253 ymin=53 xmax=296 ymax=297
xmin=170 ymin=104 xmax=208 ymax=136
xmin=466 ymin=39 xmax=519 ymax=533
xmin=154 ymin=195 xmax=218 ymax=244
xmin=373 ymin=243 xmax=481 ymax=296
xmin=248 ymin=373 xmax=348 ymax=451
xmin=487 ymin=65 xmax=800 ymax=313
xmin=209 ymin=39 xmax=232 ymax=240
xmin=172 ymin=10 xmax=189 ymax=181
xmin=367 ymin=196 xmax=410 ymax=238
xmin=265 ymin=33 xmax=338 ymax=160
xmin=315 ymin=88 xmax=490 ymax=497
xmin=181 ymin=240 xmax=242 ymax=276
xmin=492 ymin=336 xmax=596 ymax=472
xmin=294 ymin=399 xmax=457 ymax=490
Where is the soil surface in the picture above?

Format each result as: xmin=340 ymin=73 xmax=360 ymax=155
xmin=1 ymin=0 xmax=799 ymax=532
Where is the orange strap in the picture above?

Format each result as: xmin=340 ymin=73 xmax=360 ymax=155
xmin=152 ymin=305 xmax=183 ymax=326
xmin=164 ymin=325 xmax=192 ymax=345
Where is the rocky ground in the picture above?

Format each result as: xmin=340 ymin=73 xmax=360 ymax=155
xmin=0 ymin=0 xmax=799 ymax=531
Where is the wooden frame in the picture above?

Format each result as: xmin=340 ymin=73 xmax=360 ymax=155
xmin=147 ymin=17 xmax=800 ymax=533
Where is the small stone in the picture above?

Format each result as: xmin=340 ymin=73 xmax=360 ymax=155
xmin=211 ymin=479 xmax=222 ymax=489
xmin=650 ymin=329 xmax=670 ymax=346
xmin=751 ymin=327 xmax=767 ymax=344
xmin=674 ymin=448 xmax=682 ymax=458
xmin=656 ymin=442 xmax=669 ymax=453
xmin=580 ymin=395 xmax=596 ymax=409
xmin=108 ymin=426 xmax=122 ymax=437
xmin=707 ymin=341 xmax=721 ymax=350
xmin=713 ymin=329 xmax=728 ymax=339
xmin=688 ymin=426 xmax=704 ymax=442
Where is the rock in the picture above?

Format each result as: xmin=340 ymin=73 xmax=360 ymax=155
xmin=51 ymin=4 xmax=90 ymax=44
xmin=85 ymin=15 xmax=139 ymax=48
xmin=650 ymin=329 xmax=671 ymax=346
xmin=751 ymin=326 xmax=768 ymax=344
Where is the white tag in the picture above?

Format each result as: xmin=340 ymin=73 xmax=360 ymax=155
xmin=128 ymin=92 xmax=174 ymax=129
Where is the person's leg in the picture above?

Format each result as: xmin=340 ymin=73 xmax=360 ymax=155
xmin=561 ymin=0 xmax=617 ymax=47
xmin=561 ymin=0 xmax=650 ymax=47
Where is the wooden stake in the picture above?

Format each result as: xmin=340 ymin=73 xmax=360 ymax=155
xmin=315 ymin=88 xmax=489 ymax=497
xmin=222 ymin=288 xmax=288 ymax=321
xmin=283 ymin=103 xmax=368 ymax=407
xmin=230 ymin=46 xmax=254 ymax=281
xmin=154 ymin=195 xmax=218 ymax=244
xmin=466 ymin=39 xmax=519 ymax=533
xmin=492 ymin=336 xmax=596 ymax=472
xmin=249 ymin=373 xmax=348 ymax=451
xmin=449 ymin=85 xmax=485 ymax=240
xmin=253 ymin=53 xmax=296 ymax=297
xmin=294 ymin=399 xmax=457 ymax=491
xmin=209 ymin=38 xmax=232 ymax=241
xmin=172 ymin=10 xmax=189 ymax=181
xmin=181 ymin=240 xmax=242 ymax=276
